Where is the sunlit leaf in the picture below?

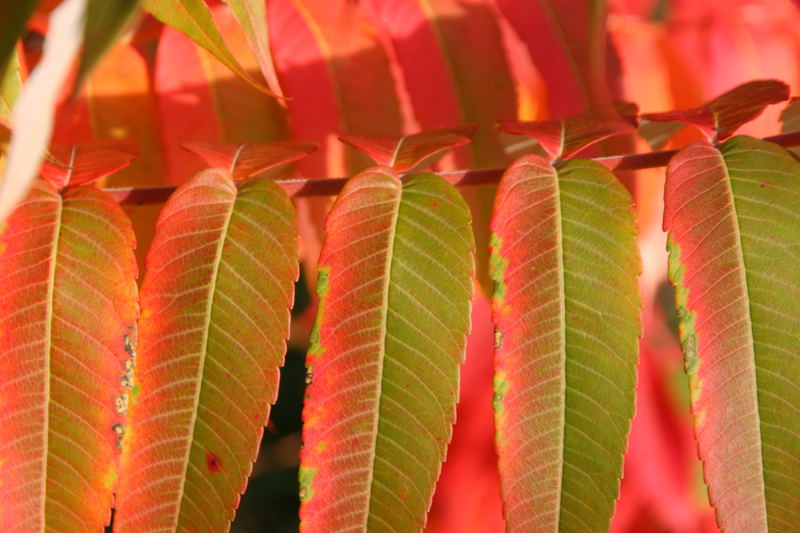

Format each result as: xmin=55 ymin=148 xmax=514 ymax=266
xmin=182 ymin=140 xmax=316 ymax=179
xmin=300 ymin=168 xmax=474 ymax=531
xmin=227 ymin=0 xmax=284 ymax=99
xmin=0 ymin=179 xmax=138 ymax=530
xmin=359 ymin=0 xmax=528 ymax=294
xmin=141 ymin=0 xmax=277 ymax=96
xmin=491 ymin=0 xmax=622 ymax=117
xmin=643 ymin=80 xmax=790 ymax=142
xmin=269 ymin=0 xmax=406 ymax=176
xmin=339 ymin=124 xmax=477 ymax=172
xmin=156 ymin=9 xmax=288 ymax=184
xmin=499 ymin=104 xmax=638 ymax=160
xmin=41 ymin=140 xmax=139 ymax=188
xmin=490 ymin=155 xmax=640 ymax=531
xmin=664 ymin=136 xmax=800 ymax=531
xmin=0 ymin=0 xmax=87 ymax=223
xmin=73 ymin=0 xmax=140 ymax=94
xmin=114 ymin=169 xmax=298 ymax=531
xmin=0 ymin=49 xmax=21 ymax=129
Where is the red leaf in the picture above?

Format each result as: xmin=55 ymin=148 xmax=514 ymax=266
xmin=40 ymin=140 xmax=139 ymax=188
xmin=499 ymin=103 xmax=638 ymax=159
xmin=181 ymin=140 xmax=316 ymax=178
xmin=643 ymin=80 xmax=790 ymax=142
xmin=269 ymin=0 xmax=406 ymax=176
xmin=491 ymin=0 xmax=623 ymax=117
xmin=339 ymin=124 xmax=477 ymax=172
xmin=0 ymin=180 xmax=138 ymax=529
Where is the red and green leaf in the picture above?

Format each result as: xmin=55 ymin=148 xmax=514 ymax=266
xmin=300 ymin=168 xmax=474 ymax=531
xmin=499 ymin=104 xmax=638 ymax=160
xmin=114 ymin=169 xmax=298 ymax=531
xmin=0 ymin=179 xmax=138 ymax=531
xmin=490 ymin=155 xmax=640 ymax=531
xmin=663 ymin=136 xmax=800 ymax=531
xmin=643 ymin=80 xmax=790 ymax=142
xmin=339 ymin=124 xmax=477 ymax=172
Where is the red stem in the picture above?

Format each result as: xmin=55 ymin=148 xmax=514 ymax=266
xmin=105 ymin=131 xmax=800 ymax=205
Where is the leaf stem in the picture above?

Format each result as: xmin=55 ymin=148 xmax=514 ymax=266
xmin=105 ymin=130 xmax=800 ymax=205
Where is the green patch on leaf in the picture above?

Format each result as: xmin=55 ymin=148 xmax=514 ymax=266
xmin=307 ymin=267 xmax=330 ymax=358
xmin=666 ymin=235 xmax=700 ymax=399
xmin=492 ymin=372 xmax=510 ymax=415
xmin=488 ymin=233 xmax=508 ymax=305
xmin=298 ymin=466 xmax=317 ymax=503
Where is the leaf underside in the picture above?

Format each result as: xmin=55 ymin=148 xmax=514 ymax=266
xmin=114 ymin=169 xmax=298 ymax=532
xmin=490 ymin=155 xmax=640 ymax=532
xmin=299 ymin=168 xmax=474 ymax=532
xmin=664 ymin=136 xmax=800 ymax=532
xmin=0 ymin=181 xmax=138 ymax=531
xmin=643 ymin=79 xmax=789 ymax=142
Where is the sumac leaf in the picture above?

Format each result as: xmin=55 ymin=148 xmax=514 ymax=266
xmin=41 ymin=140 xmax=139 ymax=189
xmin=141 ymin=0 xmax=277 ymax=96
xmin=181 ymin=140 xmax=316 ymax=179
xmin=226 ymin=0 xmax=284 ymax=99
xmin=339 ymin=124 xmax=477 ymax=172
xmin=300 ymin=168 xmax=474 ymax=531
xmin=0 ymin=180 xmax=138 ymax=531
xmin=490 ymin=155 xmax=640 ymax=531
xmin=643 ymin=80 xmax=790 ymax=142
xmin=114 ymin=169 xmax=298 ymax=531
xmin=664 ymin=136 xmax=800 ymax=531
xmin=499 ymin=104 xmax=638 ymax=160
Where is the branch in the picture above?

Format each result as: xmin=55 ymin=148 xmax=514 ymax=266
xmin=106 ymin=131 xmax=800 ymax=205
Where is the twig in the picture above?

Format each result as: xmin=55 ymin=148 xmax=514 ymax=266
xmin=105 ymin=131 xmax=800 ymax=205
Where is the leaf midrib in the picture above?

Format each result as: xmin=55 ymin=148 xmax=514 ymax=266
xmin=553 ymin=166 xmax=567 ymax=531
xmin=42 ymin=188 xmax=64 ymax=528
xmin=363 ymin=179 xmax=402 ymax=530
xmin=172 ymin=184 xmax=237 ymax=531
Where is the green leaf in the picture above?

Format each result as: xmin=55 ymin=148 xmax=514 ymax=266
xmin=0 ymin=0 xmax=37 ymax=79
xmin=226 ymin=0 xmax=284 ymax=99
xmin=490 ymin=155 xmax=641 ymax=531
xmin=664 ymin=136 xmax=800 ymax=531
xmin=114 ymin=169 xmax=298 ymax=531
xmin=0 ymin=49 xmax=21 ymax=129
xmin=0 ymin=179 xmax=138 ymax=530
xmin=73 ymin=0 xmax=140 ymax=94
xmin=300 ymin=169 xmax=474 ymax=531
xmin=141 ymin=0 xmax=277 ymax=96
